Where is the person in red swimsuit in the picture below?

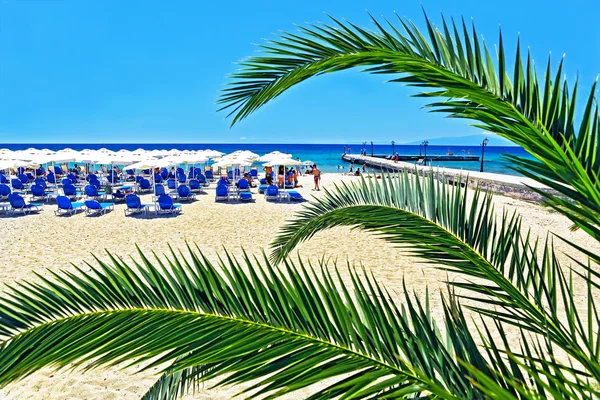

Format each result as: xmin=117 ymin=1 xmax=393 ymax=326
xmin=312 ymin=164 xmax=321 ymax=191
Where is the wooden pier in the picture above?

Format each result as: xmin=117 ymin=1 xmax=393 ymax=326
xmin=361 ymin=154 xmax=479 ymax=162
xmin=341 ymin=154 xmax=553 ymax=202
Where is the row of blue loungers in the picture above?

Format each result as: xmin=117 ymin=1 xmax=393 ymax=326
xmin=0 ymin=170 xmax=189 ymax=216
xmin=53 ymin=194 xmax=181 ymax=217
xmin=215 ymin=178 xmax=254 ymax=202
xmin=214 ymin=178 xmax=303 ymax=203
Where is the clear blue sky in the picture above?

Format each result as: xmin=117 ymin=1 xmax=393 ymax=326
xmin=0 ymin=0 xmax=598 ymax=144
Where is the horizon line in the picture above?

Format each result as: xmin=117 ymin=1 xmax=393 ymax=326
xmin=1 ymin=142 xmax=520 ymax=146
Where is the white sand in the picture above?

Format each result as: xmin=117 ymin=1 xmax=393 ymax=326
xmin=1 ymin=173 xmax=597 ymax=399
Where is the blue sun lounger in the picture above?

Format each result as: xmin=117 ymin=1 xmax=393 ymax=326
xmin=55 ymin=196 xmax=85 ymax=216
xmin=84 ymin=200 xmax=114 ymax=216
xmin=62 ymin=183 xmax=81 ymax=200
xmin=156 ymin=194 xmax=182 ymax=215
xmin=287 ymin=190 xmax=304 ymax=201
xmin=30 ymin=184 xmax=50 ymax=202
xmin=188 ymin=179 xmax=204 ymax=193
xmin=0 ymin=184 xmax=11 ymax=201
xmin=215 ymin=184 xmax=229 ymax=202
xmin=177 ymin=185 xmax=196 ymax=201
xmin=265 ymin=185 xmax=280 ymax=202
xmin=8 ymin=194 xmax=43 ymax=215
xmin=237 ymin=179 xmax=251 ymax=192
xmin=239 ymin=192 xmax=253 ymax=202
xmin=84 ymin=184 xmax=106 ymax=201
xmin=137 ymin=178 xmax=152 ymax=193
xmin=258 ymin=184 xmax=269 ymax=194
xmin=124 ymin=194 xmax=149 ymax=216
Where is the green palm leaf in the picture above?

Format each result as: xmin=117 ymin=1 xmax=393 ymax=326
xmin=0 ymin=244 xmax=518 ymax=399
xmin=269 ymin=171 xmax=600 ymax=390
xmin=218 ymin=11 xmax=600 ymax=243
xmin=140 ymin=362 xmax=204 ymax=400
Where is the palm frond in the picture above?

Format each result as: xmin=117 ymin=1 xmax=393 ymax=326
xmin=140 ymin=362 xmax=204 ymax=400
xmin=219 ymin=11 xmax=600 ymax=242
xmin=269 ymin=171 xmax=600 ymax=388
xmin=0 ymin=244 xmax=519 ymax=399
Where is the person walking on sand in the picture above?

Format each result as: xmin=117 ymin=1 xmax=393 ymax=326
xmin=312 ymin=164 xmax=321 ymax=191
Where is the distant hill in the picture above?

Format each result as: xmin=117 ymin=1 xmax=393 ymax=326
xmin=404 ymin=134 xmax=518 ymax=147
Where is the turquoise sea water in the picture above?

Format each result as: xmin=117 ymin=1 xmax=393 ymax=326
xmin=3 ymin=144 xmax=533 ymax=176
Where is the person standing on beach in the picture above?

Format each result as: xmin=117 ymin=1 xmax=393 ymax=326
xmin=264 ymin=164 xmax=272 ymax=178
xmin=277 ymin=165 xmax=285 ymax=188
xmin=312 ymin=164 xmax=321 ymax=191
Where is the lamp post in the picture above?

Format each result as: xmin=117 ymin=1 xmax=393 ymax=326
xmin=371 ymin=141 xmax=374 ymax=157
xmin=480 ymin=137 xmax=489 ymax=172
xmin=422 ymin=141 xmax=429 ymax=166
xmin=391 ymin=140 xmax=395 ymax=155
xmin=419 ymin=143 xmax=422 ymax=156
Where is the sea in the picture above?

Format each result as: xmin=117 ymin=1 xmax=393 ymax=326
xmin=3 ymin=144 xmax=533 ymax=176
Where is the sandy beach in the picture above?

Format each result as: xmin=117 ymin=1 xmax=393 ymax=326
xmin=1 ymin=172 xmax=597 ymax=399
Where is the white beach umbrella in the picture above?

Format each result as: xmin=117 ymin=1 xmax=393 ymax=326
xmin=29 ymin=153 xmax=76 ymax=180
xmin=149 ymin=149 xmax=168 ymax=157
xmin=127 ymin=158 xmax=173 ymax=171
xmin=0 ymin=159 xmax=30 ymax=190
xmin=213 ymin=157 xmax=253 ymax=168
xmin=85 ymin=153 xmax=136 ymax=185
xmin=89 ymin=154 xmax=134 ymax=165
xmin=128 ymin=158 xmax=176 ymax=196
xmin=164 ymin=154 xmax=208 ymax=170
xmin=96 ymin=148 xmax=116 ymax=155
xmin=214 ymin=157 xmax=252 ymax=181
xmin=201 ymin=149 xmax=225 ymax=158
xmin=268 ymin=158 xmax=303 ymax=166
xmin=55 ymin=149 xmax=81 ymax=159
xmin=229 ymin=150 xmax=259 ymax=160
xmin=257 ymin=151 xmax=293 ymax=162
xmin=13 ymin=149 xmax=40 ymax=161
xmin=0 ymin=149 xmax=16 ymax=160
xmin=55 ymin=149 xmax=82 ymax=162
xmin=86 ymin=148 xmax=116 ymax=173
xmin=21 ymin=147 xmax=41 ymax=155
xmin=0 ymin=159 xmax=30 ymax=170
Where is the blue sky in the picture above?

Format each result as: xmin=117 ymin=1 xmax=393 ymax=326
xmin=0 ymin=0 xmax=598 ymax=144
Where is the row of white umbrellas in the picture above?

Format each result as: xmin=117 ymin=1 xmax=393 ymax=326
xmin=0 ymin=148 xmax=313 ymax=176
xmin=0 ymin=148 xmax=226 ymax=166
